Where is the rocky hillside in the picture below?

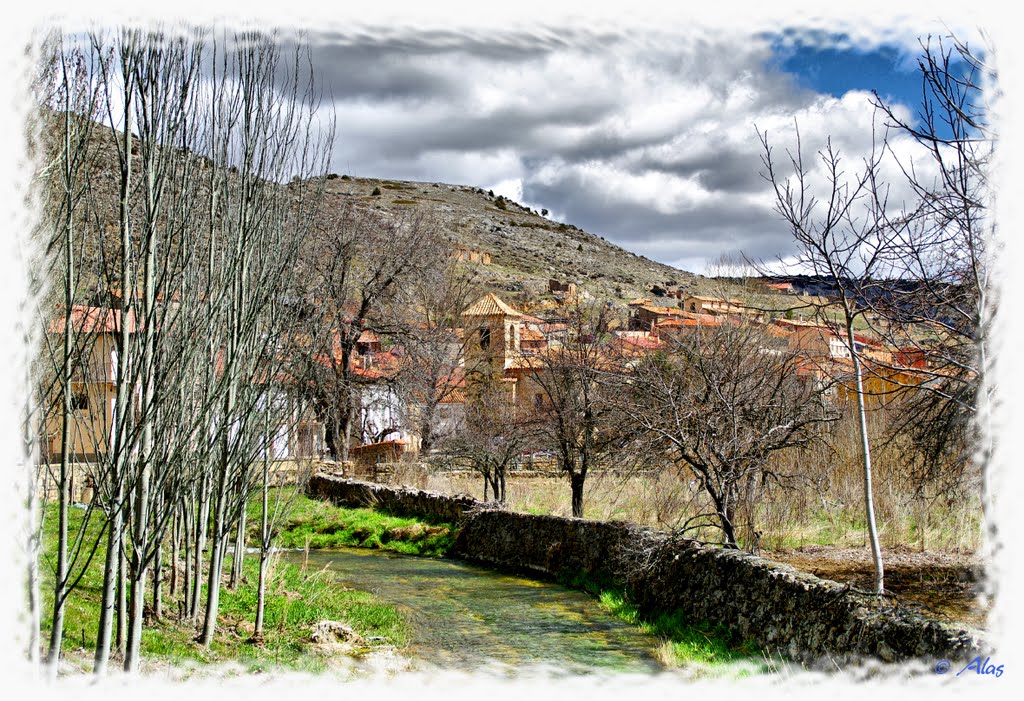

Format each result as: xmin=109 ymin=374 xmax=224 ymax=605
xmin=319 ymin=174 xmax=706 ymax=306
xmin=36 ymin=110 xmax=722 ymax=310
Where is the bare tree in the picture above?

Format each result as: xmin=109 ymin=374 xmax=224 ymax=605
xmin=29 ymin=33 xmax=108 ymax=674
xmin=758 ymin=119 xmax=901 ymax=593
xmin=298 ymin=203 xmax=445 ymax=463
xmin=392 ymin=258 xmax=482 ymax=455
xmin=756 ymin=34 xmax=997 ymax=590
xmin=438 ymin=368 xmax=532 ymax=503
xmin=197 ymin=30 xmax=333 ymax=649
xmin=524 ymin=300 xmax=624 ymax=518
xmin=626 ymin=321 xmax=834 ymax=549
xmin=866 ymin=36 xmax=996 ymax=513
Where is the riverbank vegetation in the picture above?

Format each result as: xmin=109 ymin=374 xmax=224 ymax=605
xmin=558 ymin=571 xmax=769 ymax=672
xmin=264 ymin=489 xmax=455 ymax=556
xmin=38 ymin=505 xmax=408 ymax=675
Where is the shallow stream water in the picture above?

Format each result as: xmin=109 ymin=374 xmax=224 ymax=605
xmin=281 ymin=547 xmax=664 ymax=675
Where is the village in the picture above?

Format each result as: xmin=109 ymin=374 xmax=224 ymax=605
xmin=40 ymin=271 xmax=937 ymax=486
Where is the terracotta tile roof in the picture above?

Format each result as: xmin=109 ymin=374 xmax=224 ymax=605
xmin=676 ymin=318 xmax=723 ymax=327
xmin=438 ymin=387 xmax=467 ymax=404
xmin=461 ymin=293 xmax=523 ymax=318
xmin=774 ymin=318 xmax=827 ymax=330
xmin=638 ymin=304 xmax=686 ymax=316
xmin=678 ymin=310 xmax=721 ymax=322
xmin=47 ymin=305 xmax=138 ymax=334
xmin=520 ymin=327 xmax=546 ymax=342
xmin=760 ymin=323 xmax=793 ymax=338
xmin=685 ymin=294 xmax=743 ymax=304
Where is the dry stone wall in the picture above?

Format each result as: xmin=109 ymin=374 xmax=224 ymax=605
xmin=306 ymin=473 xmax=986 ymax=665
xmin=306 ymin=473 xmax=478 ymax=523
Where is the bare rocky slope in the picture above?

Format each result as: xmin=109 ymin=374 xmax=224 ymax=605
xmin=321 ymin=174 xmax=707 ymax=306
xmin=36 ymin=111 xmax=718 ymax=309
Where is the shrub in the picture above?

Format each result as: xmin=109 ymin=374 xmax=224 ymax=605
xmin=371 ymin=186 xmax=381 ymax=196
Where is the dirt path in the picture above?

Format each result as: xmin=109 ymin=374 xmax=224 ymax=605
xmin=763 ymin=544 xmax=990 ymax=630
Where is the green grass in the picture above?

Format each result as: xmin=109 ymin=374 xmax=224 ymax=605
xmin=39 ymin=504 xmax=408 ymax=674
xmin=558 ymin=570 xmax=772 ymax=671
xmin=596 ymin=590 xmax=764 ymax=667
xmin=266 ymin=491 xmax=456 ymax=557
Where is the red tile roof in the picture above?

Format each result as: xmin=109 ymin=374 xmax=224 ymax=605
xmin=47 ymin=306 xmax=138 ymax=334
xmin=462 ymin=293 xmax=523 ymax=318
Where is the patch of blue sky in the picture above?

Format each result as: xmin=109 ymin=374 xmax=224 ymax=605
xmin=766 ymin=31 xmax=923 ymax=107
xmin=763 ymin=30 xmax=988 ymax=141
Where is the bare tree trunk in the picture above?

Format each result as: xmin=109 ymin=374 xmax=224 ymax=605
xmin=94 ymin=34 xmax=135 ymax=674
xmin=229 ymin=494 xmax=246 ymax=589
xmin=190 ymin=474 xmax=209 ymax=622
xmin=26 ymin=470 xmax=42 ymax=668
xmin=46 ymin=407 xmax=70 ymax=673
xmin=200 ymin=423 xmax=232 ymax=646
xmin=339 ymin=389 xmax=355 ymax=463
xmin=46 ymin=146 xmax=75 ymax=672
xmin=847 ymin=316 xmax=884 ymax=594
xmin=93 ymin=488 xmax=122 ymax=676
xmin=170 ymin=504 xmax=180 ymax=599
xmin=152 ymin=522 xmax=163 ymax=621
xmin=116 ymin=536 xmax=126 ymax=655
xmin=253 ymin=443 xmax=271 ymax=639
xmin=254 ymin=553 xmax=269 ymax=640
xmin=181 ymin=499 xmax=192 ymax=619
xmin=570 ymin=473 xmax=585 ymax=518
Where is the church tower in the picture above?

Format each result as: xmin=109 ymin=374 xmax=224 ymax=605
xmin=461 ymin=293 xmax=523 ymax=371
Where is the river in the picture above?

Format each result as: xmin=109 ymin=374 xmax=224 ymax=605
xmin=281 ymin=547 xmax=665 ymax=675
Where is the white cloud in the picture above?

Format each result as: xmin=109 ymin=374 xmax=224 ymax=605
xmin=312 ymin=29 xmax=954 ymax=273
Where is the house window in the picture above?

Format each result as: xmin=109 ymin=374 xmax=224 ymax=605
xmin=479 ymin=326 xmax=491 ymax=350
xmin=71 ymin=390 xmax=89 ymax=412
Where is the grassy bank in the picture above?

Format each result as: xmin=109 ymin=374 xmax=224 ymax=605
xmin=260 ymin=489 xmax=456 ymax=556
xmin=39 ymin=505 xmax=408 ymax=674
xmin=558 ymin=571 xmax=772 ymax=672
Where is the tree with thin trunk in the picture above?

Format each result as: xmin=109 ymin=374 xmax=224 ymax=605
xmin=525 ymin=300 xmax=623 ymax=518
xmin=29 ymin=34 xmax=107 ymax=673
xmin=438 ymin=368 xmax=530 ymax=503
xmin=866 ymin=36 xmax=996 ymax=513
xmin=758 ymin=122 xmax=901 ymax=592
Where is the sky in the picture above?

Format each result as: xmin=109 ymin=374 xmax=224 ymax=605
xmin=284 ymin=19 xmax=992 ymax=275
